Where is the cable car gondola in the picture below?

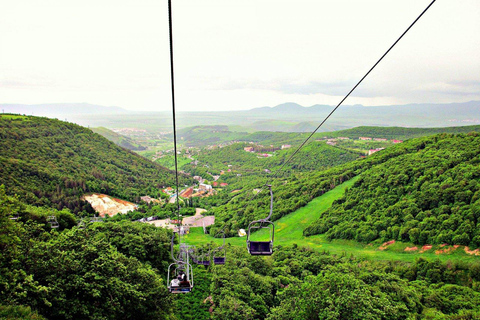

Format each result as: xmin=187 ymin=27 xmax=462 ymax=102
xmin=246 ymin=185 xmax=275 ymax=255
xmin=47 ymin=215 xmax=59 ymax=229
xmin=192 ymin=244 xmax=211 ymax=266
xmin=167 ymin=235 xmax=194 ymax=293
xmin=213 ymin=231 xmax=226 ymax=264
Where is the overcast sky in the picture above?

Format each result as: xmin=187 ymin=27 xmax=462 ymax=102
xmin=1 ymin=0 xmax=479 ymax=112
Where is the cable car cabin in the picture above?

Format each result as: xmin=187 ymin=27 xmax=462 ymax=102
xmin=246 ymin=184 xmax=275 ymax=256
xmin=213 ymin=231 xmax=226 ymax=264
xmin=47 ymin=215 xmax=59 ymax=229
xmin=192 ymin=245 xmax=211 ymax=266
xmin=214 ymin=256 xmax=226 ymax=265
xmin=246 ymin=220 xmax=274 ymax=255
xmin=167 ymin=263 xmax=193 ymax=293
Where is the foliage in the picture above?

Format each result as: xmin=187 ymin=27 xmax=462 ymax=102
xmin=0 ymin=115 xmax=191 ymax=214
xmin=304 ymin=133 xmax=480 ymax=248
xmin=0 ymin=305 xmax=46 ymax=320
xmin=0 ymin=187 xmax=174 ymax=319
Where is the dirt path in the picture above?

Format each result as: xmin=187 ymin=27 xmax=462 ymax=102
xmin=195 ymin=208 xmax=207 ymax=216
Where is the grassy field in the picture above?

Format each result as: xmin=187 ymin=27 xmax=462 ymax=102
xmin=184 ymin=177 xmax=480 ymax=263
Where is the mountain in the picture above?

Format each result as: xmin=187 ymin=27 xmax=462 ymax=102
xmin=246 ymin=101 xmax=480 ymax=129
xmin=0 ymin=103 xmax=129 ymax=117
xmin=0 ymin=114 xmax=190 ymax=213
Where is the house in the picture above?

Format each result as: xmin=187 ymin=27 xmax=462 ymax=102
xmin=244 ymin=147 xmax=254 ymax=152
xmin=179 ymin=187 xmax=194 ymax=198
xmin=392 ymin=139 xmax=403 ymax=143
xmin=368 ymin=148 xmax=385 ymax=155
xmin=199 ymin=183 xmax=213 ymax=193
xmin=212 ymin=182 xmax=218 ymax=187
xmin=140 ymin=196 xmax=161 ymax=204
xmin=359 ymin=137 xmax=372 ymax=140
xmin=220 ymin=183 xmax=228 ymax=187
xmin=281 ymin=144 xmax=292 ymax=149
xmin=374 ymin=138 xmax=387 ymax=142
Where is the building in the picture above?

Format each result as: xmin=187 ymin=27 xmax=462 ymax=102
xmin=281 ymin=144 xmax=292 ymax=149
xmin=199 ymin=183 xmax=213 ymax=193
xmin=392 ymin=139 xmax=403 ymax=143
xmin=359 ymin=137 xmax=372 ymax=141
xmin=179 ymin=187 xmax=194 ymax=198
xmin=368 ymin=148 xmax=385 ymax=155
xmin=244 ymin=147 xmax=254 ymax=152
xmin=374 ymin=138 xmax=387 ymax=141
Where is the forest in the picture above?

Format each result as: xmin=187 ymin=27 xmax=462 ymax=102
xmin=0 ymin=115 xmax=191 ymax=214
xmin=1 ymin=114 xmax=480 ymax=319
xmin=304 ymin=133 xmax=480 ymax=248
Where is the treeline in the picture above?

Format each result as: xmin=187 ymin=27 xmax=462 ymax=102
xmin=324 ymin=124 xmax=480 ymax=140
xmin=0 ymin=115 xmax=191 ymax=213
xmin=0 ymin=187 xmax=174 ymax=319
xmin=305 ymin=132 xmax=480 ymax=248
xmin=175 ymin=124 xmax=480 ymax=151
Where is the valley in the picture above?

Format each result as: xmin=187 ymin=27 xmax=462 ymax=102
xmin=1 ymin=113 xmax=480 ymax=320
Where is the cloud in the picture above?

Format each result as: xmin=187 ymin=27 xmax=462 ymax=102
xmin=210 ymin=78 xmax=353 ymax=96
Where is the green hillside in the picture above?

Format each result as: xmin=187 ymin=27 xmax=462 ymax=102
xmin=305 ymin=132 xmax=480 ymax=248
xmin=91 ymin=126 xmax=146 ymax=151
xmin=323 ymin=125 xmax=480 ymax=140
xmin=0 ymin=114 xmax=190 ymax=213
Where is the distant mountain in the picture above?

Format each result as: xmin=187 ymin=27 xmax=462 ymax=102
xmin=0 ymin=103 xmax=129 ymax=117
xmin=247 ymin=101 xmax=480 ymax=126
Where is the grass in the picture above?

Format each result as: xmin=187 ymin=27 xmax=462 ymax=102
xmin=0 ymin=114 xmax=29 ymax=120
xmin=184 ymin=177 xmax=480 ymax=263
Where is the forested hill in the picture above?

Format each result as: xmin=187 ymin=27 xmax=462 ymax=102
xmin=0 ymin=114 xmax=190 ymax=213
xmin=210 ymin=132 xmax=480 ymax=240
xmin=304 ymin=132 xmax=480 ymax=248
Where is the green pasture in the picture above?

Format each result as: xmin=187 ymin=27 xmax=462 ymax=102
xmin=184 ymin=177 xmax=480 ymax=263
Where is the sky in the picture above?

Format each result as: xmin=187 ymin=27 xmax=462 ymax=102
xmin=1 ymin=0 xmax=479 ymax=112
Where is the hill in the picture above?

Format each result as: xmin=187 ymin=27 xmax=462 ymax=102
xmin=91 ymin=127 xmax=146 ymax=151
xmin=304 ymin=132 xmax=480 ymax=248
xmin=209 ymin=132 xmax=480 ymax=242
xmin=0 ymin=114 xmax=190 ymax=213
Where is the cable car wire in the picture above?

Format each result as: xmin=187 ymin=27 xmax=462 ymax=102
xmin=248 ymin=0 xmax=437 ymax=201
xmin=168 ymin=0 xmax=182 ymax=231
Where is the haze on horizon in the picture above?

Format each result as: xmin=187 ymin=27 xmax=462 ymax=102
xmin=1 ymin=0 xmax=479 ymax=113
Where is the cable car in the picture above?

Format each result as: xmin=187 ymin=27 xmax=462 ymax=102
xmin=167 ymin=262 xmax=194 ymax=293
xmin=90 ymin=215 xmax=103 ymax=223
xmin=246 ymin=185 xmax=275 ymax=255
xmin=213 ymin=231 xmax=226 ymax=264
xmin=197 ymin=244 xmax=211 ymax=266
xmin=47 ymin=215 xmax=59 ymax=229
xmin=77 ymin=218 xmax=87 ymax=229
xmin=167 ymin=235 xmax=194 ymax=293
